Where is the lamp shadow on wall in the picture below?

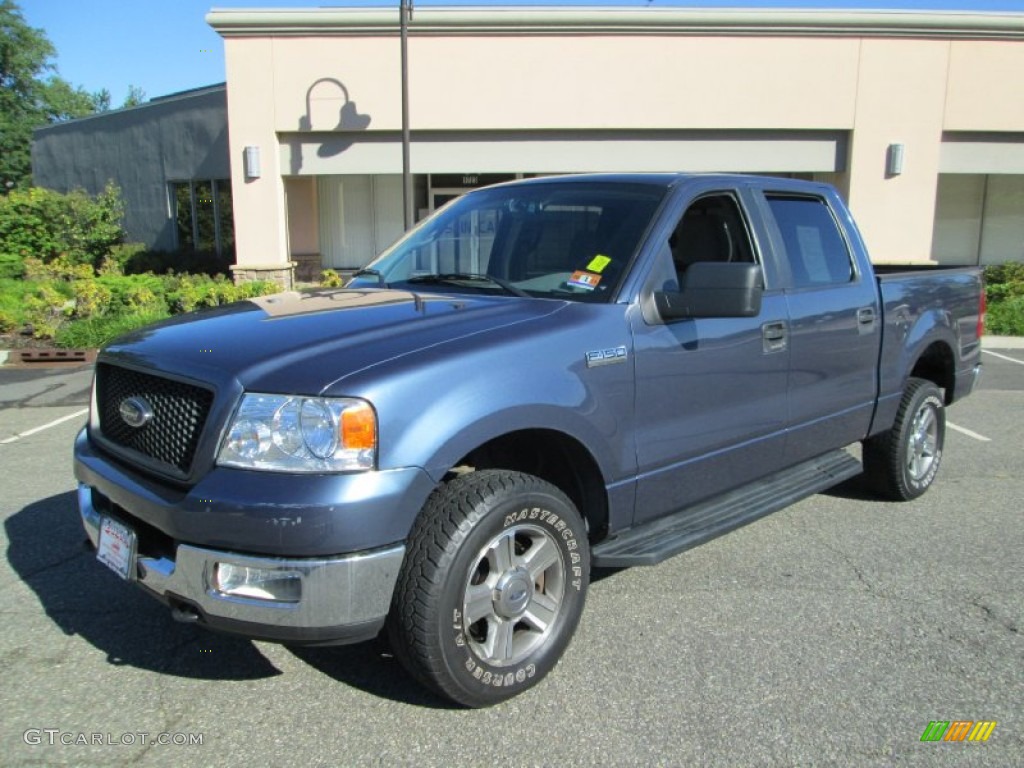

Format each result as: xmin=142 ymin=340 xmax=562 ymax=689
xmin=289 ymin=77 xmax=372 ymax=175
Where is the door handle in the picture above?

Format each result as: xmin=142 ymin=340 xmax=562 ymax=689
xmin=857 ymin=307 xmax=876 ymax=325
xmin=762 ymin=321 xmax=788 ymax=353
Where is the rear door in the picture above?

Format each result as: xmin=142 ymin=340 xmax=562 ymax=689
xmin=754 ymin=187 xmax=881 ymax=464
xmin=629 ymin=184 xmax=791 ymax=525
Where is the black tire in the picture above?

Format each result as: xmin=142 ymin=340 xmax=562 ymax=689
xmin=387 ymin=470 xmax=590 ymax=707
xmin=863 ymin=377 xmax=945 ymax=501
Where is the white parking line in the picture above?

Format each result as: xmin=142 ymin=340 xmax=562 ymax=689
xmin=983 ymin=349 xmax=1024 ymax=365
xmin=947 ymin=421 xmax=992 ymax=442
xmin=0 ymin=408 xmax=89 ymax=444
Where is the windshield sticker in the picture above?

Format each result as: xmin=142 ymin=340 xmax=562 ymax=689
xmin=586 ymin=254 xmax=612 ymax=273
xmin=569 ymin=271 xmax=602 ymax=290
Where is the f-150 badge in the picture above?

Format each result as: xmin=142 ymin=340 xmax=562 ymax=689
xmin=586 ymin=346 xmax=627 ymax=368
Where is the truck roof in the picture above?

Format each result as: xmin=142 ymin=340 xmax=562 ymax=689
xmin=501 ymin=172 xmax=830 ymax=195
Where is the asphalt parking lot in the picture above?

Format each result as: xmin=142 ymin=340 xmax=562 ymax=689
xmin=1 ymin=344 xmax=1021 ymax=767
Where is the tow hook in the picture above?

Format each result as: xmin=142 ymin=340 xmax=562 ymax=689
xmin=170 ymin=602 xmax=200 ymax=624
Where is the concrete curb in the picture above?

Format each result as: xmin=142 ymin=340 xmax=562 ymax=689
xmin=0 ymin=348 xmax=98 ymax=367
xmin=983 ymin=336 xmax=1024 ymax=350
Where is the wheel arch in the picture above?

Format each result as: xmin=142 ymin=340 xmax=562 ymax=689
xmin=909 ymin=339 xmax=956 ymax=405
xmin=449 ymin=427 xmax=611 ymax=544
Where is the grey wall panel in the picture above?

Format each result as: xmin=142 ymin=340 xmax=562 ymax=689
xmin=32 ymin=86 xmax=229 ymax=251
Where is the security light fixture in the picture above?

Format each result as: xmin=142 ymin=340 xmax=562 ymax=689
xmin=887 ymin=143 xmax=905 ymax=176
xmin=244 ymin=145 xmax=261 ymax=179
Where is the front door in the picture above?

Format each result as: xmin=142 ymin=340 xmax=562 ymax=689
xmin=630 ymin=190 xmax=791 ymax=525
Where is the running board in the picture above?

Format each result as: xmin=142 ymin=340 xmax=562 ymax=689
xmin=592 ymin=450 xmax=861 ymax=568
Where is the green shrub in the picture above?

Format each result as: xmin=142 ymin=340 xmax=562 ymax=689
xmin=0 ymin=183 xmax=125 ymax=268
xmin=71 ymin=279 xmax=113 ymax=319
xmin=23 ymin=282 xmax=74 ymax=338
xmin=122 ymin=248 xmax=234 ymax=277
xmin=97 ymin=273 xmax=168 ymax=314
xmin=165 ymin=274 xmax=205 ymax=313
xmin=320 ymin=269 xmax=344 ymax=287
xmin=984 ymin=262 xmax=1024 ymax=287
xmin=54 ymin=310 xmax=171 ymax=349
xmin=165 ymin=273 xmax=280 ymax=313
xmin=106 ymin=242 xmax=147 ymax=272
xmin=237 ymin=280 xmax=280 ymax=299
xmin=0 ymin=269 xmax=280 ymax=342
xmin=983 ymin=262 xmax=1024 ymax=335
xmin=986 ymin=295 xmax=1024 ymax=336
xmin=23 ymin=254 xmax=94 ymax=282
xmin=984 ymin=262 xmax=1024 ymax=302
xmin=987 ymin=284 xmax=1022 ymax=303
xmin=0 ymin=253 xmax=25 ymax=279
xmin=0 ymin=278 xmax=33 ymax=323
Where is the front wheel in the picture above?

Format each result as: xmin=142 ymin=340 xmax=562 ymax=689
xmin=863 ymin=377 xmax=945 ymax=501
xmin=388 ymin=470 xmax=590 ymax=707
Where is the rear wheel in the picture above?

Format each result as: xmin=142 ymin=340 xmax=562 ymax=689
xmin=863 ymin=377 xmax=945 ymax=501
xmin=388 ymin=470 xmax=589 ymax=707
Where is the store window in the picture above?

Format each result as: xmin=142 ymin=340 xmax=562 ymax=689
xmin=933 ymin=174 xmax=1024 ymax=265
xmin=170 ymin=179 xmax=234 ymax=255
xmin=317 ymin=175 xmax=404 ymax=269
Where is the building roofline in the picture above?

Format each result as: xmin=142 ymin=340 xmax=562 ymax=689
xmin=148 ymin=82 xmax=227 ymax=103
xmin=206 ymin=6 xmax=1024 ymax=41
xmin=33 ymin=83 xmax=226 ymax=136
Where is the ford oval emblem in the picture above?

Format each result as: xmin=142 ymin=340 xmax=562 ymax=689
xmin=119 ymin=397 xmax=154 ymax=429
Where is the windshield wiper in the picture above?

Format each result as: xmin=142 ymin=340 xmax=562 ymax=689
xmin=406 ymin=272 xmax=531 ymax=298
xmin=351 ymin=268 xmax=388 ymax=287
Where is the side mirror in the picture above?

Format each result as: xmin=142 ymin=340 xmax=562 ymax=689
xmin=654 ymin=262 xmax=763 ymax=321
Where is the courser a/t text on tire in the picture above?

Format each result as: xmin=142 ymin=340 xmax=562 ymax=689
xmin=387 ymin=470 xmax=590 ymax=707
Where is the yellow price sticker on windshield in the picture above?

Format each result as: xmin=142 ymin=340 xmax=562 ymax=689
xmin=586 ymin=255 xmax=612 ymax=273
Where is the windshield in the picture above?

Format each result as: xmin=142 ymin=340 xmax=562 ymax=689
xmin=352 ymin=181 xmax=667 ymax=302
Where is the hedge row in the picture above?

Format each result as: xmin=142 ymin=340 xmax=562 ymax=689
xmin=984 ymin=263 xmax=1024 ymax=336
xmin=0 ymin=256 xmax=280 ymax=347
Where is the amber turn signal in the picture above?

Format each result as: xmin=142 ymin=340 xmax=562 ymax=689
xmin=341 ymin=402 xmax=377 ymax=451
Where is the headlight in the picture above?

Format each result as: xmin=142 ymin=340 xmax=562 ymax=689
xmin=217 ymin=394 xmax=376 ymax=472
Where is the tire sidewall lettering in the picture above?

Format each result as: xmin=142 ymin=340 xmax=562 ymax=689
xmin=905 ymin=396 xmax=943 ymax=492
xmin=454 ymin=499 xmax=587 ymax=693
xmin=463 ymin=655 xmax=538 ymax=688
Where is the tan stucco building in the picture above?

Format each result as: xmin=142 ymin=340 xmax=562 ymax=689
xmin=206 ymin=6 xmax=1024 ymax=287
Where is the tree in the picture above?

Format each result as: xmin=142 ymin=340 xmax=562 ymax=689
xmin=0 ymin=0 xmax=105 ymax=190
xmin=93 ymin=88 xmax=111 ymax=112
xmin=122 ymin=84 xmax=146 ymax=108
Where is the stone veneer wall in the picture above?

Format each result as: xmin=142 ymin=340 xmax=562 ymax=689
xmin=231 ymin=262 xmax=296 ymax=289
xmin=292 ymin=253 xmax=322 ymax=283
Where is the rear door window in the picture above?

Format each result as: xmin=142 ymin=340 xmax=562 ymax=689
xmin=766 ymin=195 xmax=853 ymax=288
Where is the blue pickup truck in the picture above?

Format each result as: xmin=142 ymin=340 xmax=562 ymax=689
xmin=74 ymin=174 xmax=983 ymax=706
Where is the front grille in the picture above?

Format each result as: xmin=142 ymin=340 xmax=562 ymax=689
xmin=96 ymin=363 xmax=214 ymax=474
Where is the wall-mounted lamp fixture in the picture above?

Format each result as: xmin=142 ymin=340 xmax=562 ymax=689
xmin=886 ymin=143 xmax=905 ymax=177
xmin=244 ymin=145 xmax=261 ymax=179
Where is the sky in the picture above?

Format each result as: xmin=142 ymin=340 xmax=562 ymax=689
xmin=19 ymin=0 xmax=1024 ymax=107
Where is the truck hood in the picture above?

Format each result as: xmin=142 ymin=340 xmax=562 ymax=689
xmin=100 ymin=288 xmax=567 ymax=394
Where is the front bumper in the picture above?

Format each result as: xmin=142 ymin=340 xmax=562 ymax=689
xmin=79 ymin=483 xmax=405 ymax=645
xmin=73 ymin=427 xmax=435 ymax=556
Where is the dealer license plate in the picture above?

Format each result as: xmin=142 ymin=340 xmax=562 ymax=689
xmin=97 ymin=516 xmax=137 ymax=581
